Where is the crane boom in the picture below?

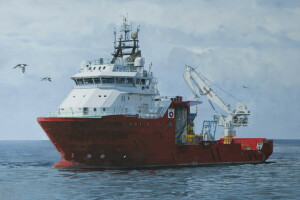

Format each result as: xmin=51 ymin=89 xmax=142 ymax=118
xmin=184 ymin=65 xmax=230 ymax=113
xmin=184 ymin=70 xmax=199 ymax=99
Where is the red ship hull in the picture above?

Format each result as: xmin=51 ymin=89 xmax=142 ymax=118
xmin=37 ymin=113 xmax=273 ymax=169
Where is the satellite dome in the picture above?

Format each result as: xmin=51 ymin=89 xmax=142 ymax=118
xmin=134 ymin=57 xmax=144 ymax=67
xmin=118 ymin=34 xmax=123 ymax=40
xmin=131 ymin=32 xmax=138 ymax=39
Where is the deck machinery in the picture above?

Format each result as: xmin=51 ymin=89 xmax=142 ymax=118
xmin=184 ymin=65 xmax=250 ymax=144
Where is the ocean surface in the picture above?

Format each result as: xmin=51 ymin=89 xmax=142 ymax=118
xmin=0 ymin=140 xmax=299 ymax=200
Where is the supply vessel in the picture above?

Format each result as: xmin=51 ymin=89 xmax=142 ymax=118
xmin=37 ymin=17 xmax=273 ymax=168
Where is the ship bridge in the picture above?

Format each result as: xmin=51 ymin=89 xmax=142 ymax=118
xmin=71 ymin=59 xmax=152 ymax=90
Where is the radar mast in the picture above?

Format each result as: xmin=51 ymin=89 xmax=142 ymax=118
xmin=111 ymin=16 xmax=140 ymax=64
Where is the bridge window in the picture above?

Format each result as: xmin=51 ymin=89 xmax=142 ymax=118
xmin=116 ymin=78 xmax=125 ymax=84
xmin=102 ymin=77 xmax=114 ymax=84
xmin=77 ymin=79 xmax=84 ymax=85
xmin=94 ymin=78 xmax=100 ymax=84
xmin=127 ymin=78 xmax=133 ymax=84
xmin=84 ymin=78 xmax=93 ymax=84
xmin=136 ymin=79 xmax=141 ymax=85
xmin=140 ymin=79 xmax=150 ymax=85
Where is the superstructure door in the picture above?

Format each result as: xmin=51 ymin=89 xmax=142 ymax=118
xmin=175 ymin=106 xmax=188 ymax=144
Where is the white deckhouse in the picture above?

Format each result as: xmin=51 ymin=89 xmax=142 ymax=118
xmin=52 ymin=17 xmax=170 ymax=118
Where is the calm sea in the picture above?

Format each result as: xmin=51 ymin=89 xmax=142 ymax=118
xmin=0 ymin=140 xmax=299 ymax=200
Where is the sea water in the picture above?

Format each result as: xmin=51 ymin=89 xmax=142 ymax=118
xmin=0 ymin=140 xmax=299 ymax=199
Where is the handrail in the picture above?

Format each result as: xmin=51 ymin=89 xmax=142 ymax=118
xmin=91 ymin=58 xmax=134 ymax=66
xmin=48 ymin=110 xmax=162 ymax=119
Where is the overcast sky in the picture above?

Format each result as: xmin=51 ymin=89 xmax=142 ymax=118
xmin=0 ymin=0 xmax=299 ymax=140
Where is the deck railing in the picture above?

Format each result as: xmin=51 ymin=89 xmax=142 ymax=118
xmin=91 ymin=58 xmax=134 ymax=66
xmin=48 ymin=110 xmax=162 ymax=119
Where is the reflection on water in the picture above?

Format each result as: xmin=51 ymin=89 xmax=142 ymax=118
xmin=0 ymin=140 xmax=299 ymax=199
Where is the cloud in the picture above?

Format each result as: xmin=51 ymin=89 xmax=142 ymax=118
xmin=286 ymin=32 xmax=300 ymax=42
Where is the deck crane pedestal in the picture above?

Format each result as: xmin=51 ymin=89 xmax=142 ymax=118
xmin=184 ymin=65 xmax=250 ymax=144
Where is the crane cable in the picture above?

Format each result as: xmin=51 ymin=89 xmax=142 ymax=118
xmin=195 ymin=68 xmax=242 ymax=102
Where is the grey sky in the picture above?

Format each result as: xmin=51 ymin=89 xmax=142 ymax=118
xmin=0 ymin=0 xmax=299 ymax=139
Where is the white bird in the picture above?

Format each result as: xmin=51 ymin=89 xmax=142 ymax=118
xmin=13 ymin=64 xmax=27 ymax=73
xmin=242 ymin=85 xmax=248 ymax=88
xmin=41 ymin=77 xmax=52 ymax=82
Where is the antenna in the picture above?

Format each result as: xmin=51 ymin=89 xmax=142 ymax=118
xmin=113 ymin=28 xmax=116 ymax=46
xmin=121 ymin=13 xmax=132 ymax=41
xmin=148 ymin=62 xmax=152 ymax=73
xmin=136 ymin=25 xmax=140 ymax=50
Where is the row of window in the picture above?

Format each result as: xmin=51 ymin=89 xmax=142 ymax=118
xmin=89 ymin=66 xmax=107 ymax=71
xmin=88 ymin=66 xmax=124 ymax=71
xmin=72 ymin=94 xmax=107 ymax=98
xmin=74 ymin=77 xmax=150 ymax=86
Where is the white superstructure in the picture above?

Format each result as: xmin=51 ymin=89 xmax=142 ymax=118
xmin=50 ymin=17 xmax=171 ymax=118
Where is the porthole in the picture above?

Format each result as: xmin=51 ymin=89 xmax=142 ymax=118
xmin=99 ymin=95 xmax=101 ymax=97
xmin=98 ymin=67 xmax=101 ymax=70
xmin=93 ymin=67 xmax=96 ymax=70
xmin=104 ymin=95 xmax=107 ymax=97
xmin=103 ymin=66 xmax=106 ymax=70
xmin=89 ymin=67 xmax=92 ymax=70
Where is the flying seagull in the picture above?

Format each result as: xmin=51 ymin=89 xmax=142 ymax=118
xmin=13 ymin=64 xmax=27 ymax=73
xmin=242 ymin=85 xmax=248 ymax=88
xmin=41 ymin=77 xmax=52 ymax=82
